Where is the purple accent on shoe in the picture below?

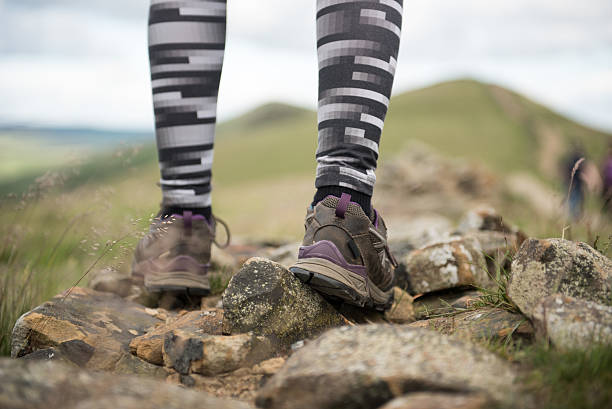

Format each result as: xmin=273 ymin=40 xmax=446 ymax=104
xmin=298 ymin=240 xmax=367 ymax=278
xmin=171 ymin=213 xmax=207 ymax=221
xmin=373 ymin=208 xmax=379 ymax=228
xmin=183 ymin=210 xmax=193 ymax=230
xmin=335 ymin=193 xmax=351 ymax=218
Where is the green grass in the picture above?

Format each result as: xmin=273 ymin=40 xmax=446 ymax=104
xmin=520 ymin=344 xmax=612 ymax=409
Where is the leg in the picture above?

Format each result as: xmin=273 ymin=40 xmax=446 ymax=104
xmin=313 ymin=0 xmax=403 ymax=215
xmin=291 ymin=0 xmax=403 ymax=311
xmin=131 ymin=0 xmax=227 ymax=299
xmin=149 ymin=0 xmax=226 ymax=220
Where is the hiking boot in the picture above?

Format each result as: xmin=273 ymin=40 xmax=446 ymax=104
xmin=289 ymin=193 xmax=398 ymax=311
xmin=131 ymin=210 xmax=230 ymax=296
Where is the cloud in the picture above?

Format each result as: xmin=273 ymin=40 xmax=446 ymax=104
xmin=0 ymin=0 xmax=610 ymax=131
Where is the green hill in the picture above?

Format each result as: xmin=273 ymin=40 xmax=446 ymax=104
xmin=2 ymin=79 xmax=610 ymax=195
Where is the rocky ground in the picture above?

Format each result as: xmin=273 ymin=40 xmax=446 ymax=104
xmin=3 ymin=145 xmax=612 ymax=409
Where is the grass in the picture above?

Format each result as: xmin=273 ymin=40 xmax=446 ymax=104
xmin=520 ymin=343 xmax=612 ymax=409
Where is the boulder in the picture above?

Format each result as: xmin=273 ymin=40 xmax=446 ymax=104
xmin=508 ymin=239 xmax=612 ymax=318
xmin=456 ymin=206 xmax=521 ymax=236
xmin=413 ymin=289 xmax=481 ymax=320
xmin=222 ymin=258 xmax=345 ymax=347
xmin=256 ymin=325 xmax=517 ymax=409
xmin=377 ymin=392 xmax=491 ymax=409
xmin=396 ymin=237 xmax=492 ymax=295
xmin=130 ymin=309 xmax=223 ymax=365
xmin=408 ymin=307 xmax=533 ymax=343
xmin=11 ymin=287 xmax=166 ymax=377
xmin=532 ymin=294 xmax=612 ymax=350
xmin=0 ymin=358 xmax=251 ymax=409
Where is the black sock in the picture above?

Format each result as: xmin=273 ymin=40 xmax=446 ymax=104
xmin=313 ymin=186 xmax=372 ymax=217
xmin=162 ymin=206 xmax=212 ymax=221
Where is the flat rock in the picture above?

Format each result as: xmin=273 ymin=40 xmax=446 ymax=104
xmin=397 ymin=237 xmax=491 ymax=295
xmin=384 ymin=287 xmax=415 ymax=324
xmin=0 ymin=358 xmax=251 ymax=409
xmin=89 ymin=267 xmax=133 ymax=298
xmin=222 ymin=258 xmax=345 ymax=348
xmin=163 ymin=329 xmax=273 ymax=376
xmin=413 ymin=289 xmax=481 ymax=320
xmin=532 ymin=294 xmax=612 ymax=350
xmin=408 ymin=307 xmax=533 ymax=343
xmin=508 ymin=238 xmax=612 ymax=318
xmin=256 ymin=325 xmax=517 ymax=409
xmin=377 ymin=392 xmax=491 ymax=409
xmin=11 ymin=287 xmax=166 ymax=377
xmin=130 ymin=308 xmax=223 ymax=365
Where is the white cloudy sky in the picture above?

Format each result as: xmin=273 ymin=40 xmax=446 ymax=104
xmin=0 ymin=0 xmax=611 ymax=131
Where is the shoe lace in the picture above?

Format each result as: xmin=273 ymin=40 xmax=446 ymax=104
xmin=212 ymin=216 xmax=231 ymax=249
xmin=369 ymin=227 xmax=399 ymax=268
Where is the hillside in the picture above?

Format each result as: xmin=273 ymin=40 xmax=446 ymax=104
xmin=2 ymin=79 xmax=609 ymax=195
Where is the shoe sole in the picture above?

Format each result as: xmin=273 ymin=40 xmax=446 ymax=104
xmin=144 ymin=271 xmax=210 ymax=296
xmin=290 ymin=258 xmax=393 ymax=311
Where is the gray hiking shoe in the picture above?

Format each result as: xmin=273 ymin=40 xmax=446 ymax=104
xmin=289 ymin=193 xmax=398 ymax=311
xmin=131 ymin=211 xmax=230 ymax=296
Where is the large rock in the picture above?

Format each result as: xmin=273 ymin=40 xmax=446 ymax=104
xmin=256 ymin=325 xmax=517 ymax=409
xmin=222 ymin=258 xmax=345 ymax=347
xmin=377 ymin=392 xmax=491 ymax=409
xmin=508 ymin=239 xmax=612 ymax=318
xmin=408 ymin=307 xmax=533 ymax=343
xmin=0 ymin=358 xmax=251 ymax=409
xmin=397 ymin=237 xmax=491 ymax=295
xmin=11 ymin=287 xmax=166 ymax=377
xmin=532 ymin=294 xmax=612 ymax=350
xmin=130 ymin=309 xmax=223 ymax=365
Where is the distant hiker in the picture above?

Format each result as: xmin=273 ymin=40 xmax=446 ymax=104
xmin=563 ymin=147 xmax=585 ymax=220
xmin=602 ymin=144 xmax=612 ymax=213
xmin=131 ymin=0 xmax=403 ymax=310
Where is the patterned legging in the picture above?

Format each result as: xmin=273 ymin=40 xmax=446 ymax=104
xmin=148 ymin=0 xmax=403 ymax=211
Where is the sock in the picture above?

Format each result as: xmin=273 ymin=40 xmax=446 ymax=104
xmin=162 ymin=206 xmax=212 ymax=221
xmin=148 ymin=0 xmax=226 ymax=214
xmin=313 ymin=186 xmax=372 ymax=217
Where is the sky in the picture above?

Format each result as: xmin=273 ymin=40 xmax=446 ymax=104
xmin=0 ymin=0 xmax=611 ymax=132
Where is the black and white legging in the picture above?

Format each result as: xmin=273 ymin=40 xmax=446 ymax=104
xmin=148 ymin=0 xmax=403 ymax=214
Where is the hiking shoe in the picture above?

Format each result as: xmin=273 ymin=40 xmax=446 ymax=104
xmin=289 ymin=193 xmax=398 ymax=311
xmin=131 ymin=211 xmax=230 ymax=296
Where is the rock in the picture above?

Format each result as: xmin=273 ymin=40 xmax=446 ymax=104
xmin=163 ymin=329 xmax=273 ymax=376
xmin=377 ymin=392 xmax=491 ymax=409
xmin=397 ymin=237 xmax=491 ymax=295
xmin=130 ymin=308 xmax=223 ymax=365
xmin=384 ymin=287 xmax=415 ymax=324
xmin=456 ymin=206 xmax=519 ymax=235
xmin=89 ymin=267 xmax=133 ymax=298
xmin=0 ymin=358 xmax=251 ymax=409
xmin=264 ymin=242 xmax=301 ymax=267
xmin=11 ymin=287 xmax=166 ymax=377
xmin=256 ymin=325 xmax=517 ymax=409
xmin=408 ymin=307 xmax=533 ymax=343
xmin=532 ymin=294 xmax=612 ymax=350
xmin=222 ymin=258 xmax=345 ymax=347
xmin=387 ymin=215 xmax=454 ymax=260
xmin=508 ymin=238 xmax=612 ymax=318
xmin=413 ymin=289 xmax=481 ymax=320
xmin=252 ymin=357 xmax=286 ymax=376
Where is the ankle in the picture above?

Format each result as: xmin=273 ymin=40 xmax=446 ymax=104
xmin=162 ymin=206 xmax=212 ymax=222
xmin=313 ymin=186 xmax=372 ymax=217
